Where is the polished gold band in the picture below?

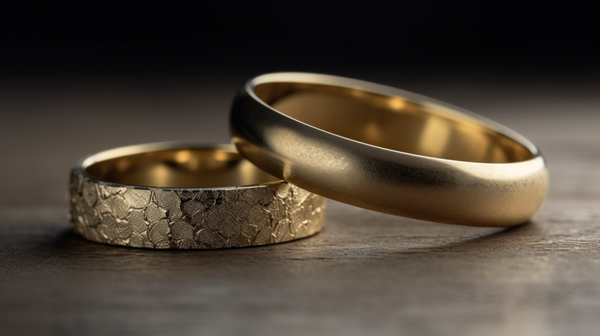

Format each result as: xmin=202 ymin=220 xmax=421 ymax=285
xmin=69 ymin=142 xmax=326 ymax=249
xmin=230 ymin=73 xmax=548 ymax=227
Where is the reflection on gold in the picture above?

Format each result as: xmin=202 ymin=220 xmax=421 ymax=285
xmin=84 ymin=147 xmax=280 ymax=188
xmin=349 ymin=88 xmax=370 ymax=98
xmin=148 ymin=164 xmax=170 ymax=187
xmin=419 ymin=116 xmax=450 ymax=158
xmin=261 ymin=82 xmax=533 ymax=163
xmin=213 ymin=148 xmax=234 ymax=161
xmin=364 ymin=122 xmax=385 ymax=146
xmin=388 ymin=97 xmax=406 ymax=110
xmin=175 ymin=150 xmax=192 ymax=163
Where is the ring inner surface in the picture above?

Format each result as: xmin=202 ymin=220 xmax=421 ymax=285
xmin=255 ymin=82 xmax=533 ymax=163
xmin=84 ymin=148 xmax=280 ymax=188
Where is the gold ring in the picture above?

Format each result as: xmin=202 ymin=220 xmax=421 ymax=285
xmin=69 ymin=142 xmax=326 ymax=249
xmin=230 ymin=73 xmax=548 ymax=227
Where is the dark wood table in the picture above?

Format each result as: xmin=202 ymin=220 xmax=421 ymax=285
xmin=1 ymin=71 xmax=599 ymax=336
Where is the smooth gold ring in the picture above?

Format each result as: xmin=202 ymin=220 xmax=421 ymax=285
xmin=230 ymin=73 xmax=548 ymax=227
xmin=68 ymin=142 xmax=326 ymax=249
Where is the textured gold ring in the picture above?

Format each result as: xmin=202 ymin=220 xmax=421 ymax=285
xmin=68 ymin=142 xmax=326 ymax=249
xmin=231 ymin=72 xmax=548 ymax=227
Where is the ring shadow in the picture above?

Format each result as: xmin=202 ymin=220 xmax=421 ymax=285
xmin=49 ymin=220 xmax=543 ymax=256
xmin=396 ymin=221 xmax=544 ymax=256
xmin=47 ymin=227 xmax=322 ymax=253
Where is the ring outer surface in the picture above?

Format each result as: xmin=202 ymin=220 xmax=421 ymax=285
xmin=229 ymin=73 xmax=549 ymax=227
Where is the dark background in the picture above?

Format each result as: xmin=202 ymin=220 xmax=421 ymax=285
xmin=1 ymin=2 xmax=598 ymax=76
xmin=3 ymin=1 xmax=598 ymax=209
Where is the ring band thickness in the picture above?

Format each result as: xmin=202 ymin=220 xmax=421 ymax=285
xmin=69 ymin=143 xmax=326 ymax=249
xmin=230 ymin=72 xmax=548 ymax=227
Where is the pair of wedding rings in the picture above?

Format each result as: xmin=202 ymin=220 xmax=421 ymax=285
xmin=69 ymin=73 xmax=549 ymax=249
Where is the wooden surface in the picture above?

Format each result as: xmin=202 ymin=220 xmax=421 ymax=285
xmin=1 ymin=71 xmax=599 ymax=336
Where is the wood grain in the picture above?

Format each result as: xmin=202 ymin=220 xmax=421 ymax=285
xmin=1 ymin=72 xmax=599 ymax=336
